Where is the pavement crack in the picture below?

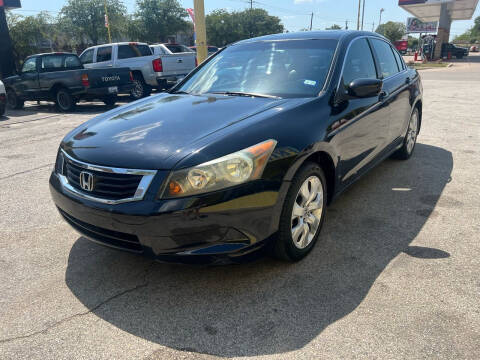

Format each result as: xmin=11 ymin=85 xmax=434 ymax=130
xmin=0 ymin=163 xmax=54 ymax=181
xmin=0 ymin=263 xmax=154 ymax=344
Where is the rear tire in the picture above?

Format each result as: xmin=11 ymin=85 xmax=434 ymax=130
xmin=130 ymin=74 xmax=151 ymax=100
xmin=6 ymin=88 xmax=24 ymax=110
xmin=273 ymin=162 xmax=327 ymax=262
xmin=55 ymin=88 xmax=76 ymax=112
xmin=391 ymin=107 xmax=419 ymax=160
xmin=103 ymin=95 xmax=118 ymax=107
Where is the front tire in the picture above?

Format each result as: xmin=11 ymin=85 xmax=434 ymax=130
xmin=273 ymin=162 xmax=327 ymax=262
xmin=55 ymin=88 xmax=76 ymax=112
xmin=392 ymin=107 xmax=419 ymax=160
xmin=6 ymin=88 xmax=24 ymax=110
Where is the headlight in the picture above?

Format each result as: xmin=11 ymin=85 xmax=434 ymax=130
xmin=160 ymin=139 xmax=277 ymax=198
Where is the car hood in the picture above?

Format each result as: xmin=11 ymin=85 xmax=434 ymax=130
xmin=62 ymin=93 xmax=286 ymax=169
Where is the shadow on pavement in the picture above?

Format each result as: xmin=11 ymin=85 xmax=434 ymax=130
xmin=65 ymin=143 xmax=452 ymax=357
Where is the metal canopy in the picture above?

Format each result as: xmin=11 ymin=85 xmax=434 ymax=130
xmin=399 ymin=0 xmax=479 ymax=21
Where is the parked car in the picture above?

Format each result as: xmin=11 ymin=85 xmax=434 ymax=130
xmin=394 ymin=39 xmax=408 ymax=55
xmin=3 ymin=53 xmax=134 ymax=112
xmin=149 ymin=43 xmax=197 ymax=86
xmin=189 ymin=45 xmax=219 ymax=56
xmin=0 ymin=80 xmax=6 ymax=116
xmin=50 ymin=31 xmax=422 ymax=263
xmin=470 ymin=45 xmax=478 ymax=52
xmin=80 ymin=42 xmax=196 ymax=98
xmin=441 ymin=43 xmax=469 ymax=59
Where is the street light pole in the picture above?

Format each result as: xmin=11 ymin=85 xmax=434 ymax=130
xmin=357 ymin=0 xmax=361 ymax=30
xmin=379 ymin=8 xmax=385 ymax=33
xmin=361 ymin=0 xmax=366 ymax=31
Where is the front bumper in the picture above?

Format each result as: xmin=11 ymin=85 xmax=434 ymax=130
xmin=50 ymin=171 xmax=287 ymax=263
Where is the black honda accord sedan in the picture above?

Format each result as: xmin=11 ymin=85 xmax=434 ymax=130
xmin=50 ymin=31 xmax=422 ymax=263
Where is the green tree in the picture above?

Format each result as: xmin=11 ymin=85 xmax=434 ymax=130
xmin=326 ymin=24 xmax=342 ymax=30
xmin=453 ymin=16 xmax=480 ymax=44
xmin=375 ymin=21 xmax=406 ymax=42
xmin=407 ymin=35 xmax=419 ymax=49
xmin=206 ymin=8 xmax=283 ymax=47
xmin=131 ymin=0 xmax=188 ymax=43
xmin=6 ymin=11 xmax=55 ymax=69
xmin=59 ymin=0 xmax=128 ymax=45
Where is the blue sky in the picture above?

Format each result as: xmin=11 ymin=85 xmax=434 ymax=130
xmin=11 ymin=0 xmax=480 ymax=38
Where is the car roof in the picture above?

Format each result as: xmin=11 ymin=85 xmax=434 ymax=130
xmin=25 ymin=52 xmax=77 ymax=59
xmin=235 ymin=30 xmax=385 ymax=45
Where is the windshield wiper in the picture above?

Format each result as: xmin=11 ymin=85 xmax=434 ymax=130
xmin=209 ymin=91 xmax=280 ymax=99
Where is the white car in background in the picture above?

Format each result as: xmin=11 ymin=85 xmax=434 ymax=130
xmin=0 ymin=80 xmax=6 ymax=116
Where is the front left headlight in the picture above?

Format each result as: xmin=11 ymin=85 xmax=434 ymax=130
xmin=160 ymin=139 xmax=277 ymax=198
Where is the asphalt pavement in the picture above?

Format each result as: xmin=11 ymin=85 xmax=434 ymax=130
xmin=0 ymin=56 xmax=479 ymax=359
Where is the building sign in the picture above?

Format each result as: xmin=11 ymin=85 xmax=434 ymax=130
xmin=0 ymin=0 xmax=22 ymax=9
xmin=399 ymin=0 xmax=452 ymax=4
xmin=407 ymin=17 xmax=438 ymax=33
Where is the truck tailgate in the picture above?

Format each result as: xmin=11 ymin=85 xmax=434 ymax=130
xmin=160 ymin=53 xmax=196 ymax=74
xmin=85 ymin=68 xmax=131 ymax=88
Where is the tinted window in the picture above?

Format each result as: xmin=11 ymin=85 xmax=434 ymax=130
xmin=80 ymin=49 xmax=94 ymax=64
xmin=371 ymin=39 xmax=399 ymax=78
xmin=65 ymin=55 xmax=82 ymax=69
xmin=342 ymin=38 xmax=377 ymax=88
xmin=117 ymin=44 xmax=151 ymax=59
xmin=178 ymin=39 xmax=338 ymax=98
xmin=208 ymin=46 xmax=219 ymax=52
xmin=165 ymin=44 xmax=193 ymax=53
xmin=392 ymin=47 xmax=405 ymax=71
xmin=22 ymin=57 xmax=37 ymax=73
xmin=96 ymin=46 xmax=112 ymax=62
xmin=41 ymin=55 xmax=64 ymax=71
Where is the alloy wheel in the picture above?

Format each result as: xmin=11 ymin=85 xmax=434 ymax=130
xmin=291 ymin=175 xmax=324 ymax=249
xmin=406 ymin=110 xmax=418 ymax=154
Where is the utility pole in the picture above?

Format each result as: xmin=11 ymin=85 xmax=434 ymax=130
xmin=193 ymin=0 xmax=207 ymax=64
xmin=372 ymin=21 xmax=375 ymax=32
xmin=250 ymin=0 xmax=253 ymax=10
xmin=104 ymin=0 xmax=112 ymax=43
xmin=310 ymin=12 xmax=313 ymax=31
xmin=345 ymin=20 xmax=349 ymax=30
xmin=361 ymin=0 xmax=366 ymax=31
xmin=357 ymin=0 xmax=361 ymax=30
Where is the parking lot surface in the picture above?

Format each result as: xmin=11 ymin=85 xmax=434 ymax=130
xmin=1 ymin=57 xmax=479 ymax=359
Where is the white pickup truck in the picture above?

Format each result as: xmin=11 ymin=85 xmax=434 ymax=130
xmin=79 ymin=42 xmax=196 ymax=99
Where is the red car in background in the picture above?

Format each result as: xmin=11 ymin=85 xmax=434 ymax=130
xmin=394 ymin=40 xmax=408 ymax=55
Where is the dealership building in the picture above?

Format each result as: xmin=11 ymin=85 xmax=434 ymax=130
xmin=399 ymin=0 xmax=479 ymax=59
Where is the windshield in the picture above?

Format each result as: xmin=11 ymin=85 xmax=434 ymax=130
xmin=176 ymin=39 xmax=338 ymax=98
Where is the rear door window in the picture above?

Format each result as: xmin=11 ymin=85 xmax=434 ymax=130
xmin=79 ymin=49 xmax=94 ymax=64
xmin=96 ymin=46 xmax=112 ymax=62
xmin=371 ymin=39 xmax=400 ymax=78
xmin=117 ymin=44 xmax=152 ymax=59
xmin=64 ymin=55 xmax=82 ymax=69
xmin=392 ymin=47 xmax=405 ymax=71
xmin=342 ymin=38 xmax=377 ymax=88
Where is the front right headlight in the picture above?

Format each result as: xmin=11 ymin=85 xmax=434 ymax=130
xmin=160 ymin=139 xmax=277 ymax=199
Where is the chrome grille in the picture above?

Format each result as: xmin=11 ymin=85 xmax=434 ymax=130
xmin=65 ymin=160 xmax=143 ymax=200
xmin=58 ymin=150 xmax=157 ymax=204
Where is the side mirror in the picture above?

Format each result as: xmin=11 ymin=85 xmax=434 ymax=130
xmin=347 ymin=78 xmax=383 ymax=98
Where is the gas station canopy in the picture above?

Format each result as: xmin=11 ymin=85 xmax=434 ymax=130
xmin=399 ymin=0 xmax=479 ymax=22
